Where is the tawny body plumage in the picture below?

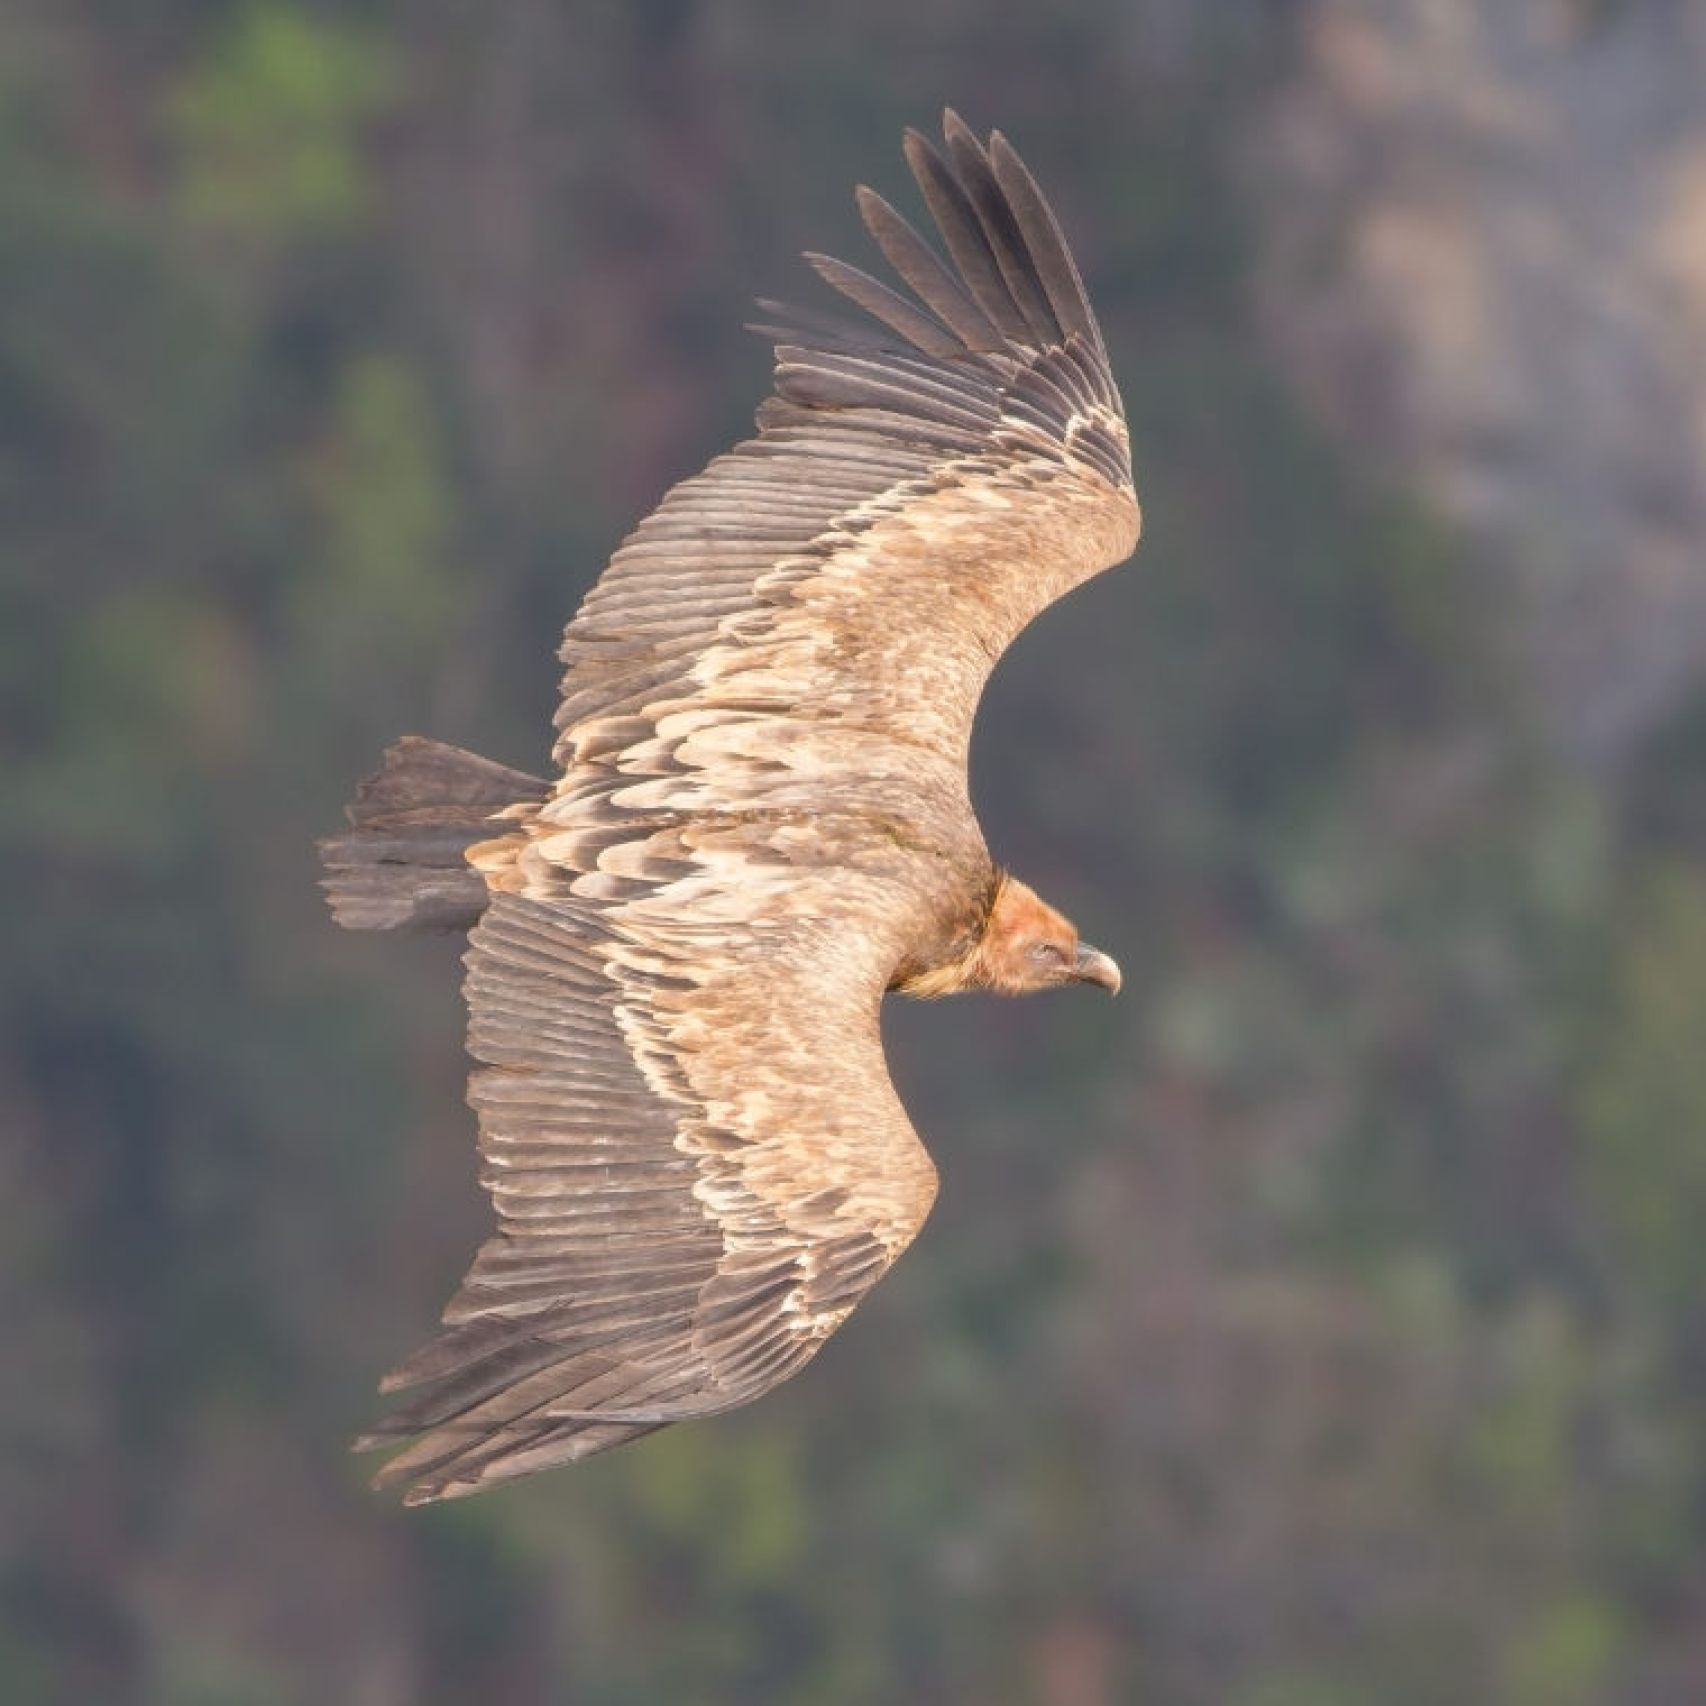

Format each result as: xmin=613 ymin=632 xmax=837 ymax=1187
xmin=321 ymin=113 xmax=1138 ymax=1503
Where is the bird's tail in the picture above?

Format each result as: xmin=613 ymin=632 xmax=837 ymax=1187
xmin=318 ymin=736 xmax=549 ymax=933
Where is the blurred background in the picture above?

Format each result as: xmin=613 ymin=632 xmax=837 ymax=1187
xmin=7 ymin=1 xmax=1706 ymax=1701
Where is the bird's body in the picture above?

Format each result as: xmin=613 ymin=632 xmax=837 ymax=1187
xmin=321 ymin=114 xmax=1138 ymax=1503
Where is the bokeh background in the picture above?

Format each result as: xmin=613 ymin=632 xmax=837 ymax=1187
xmin=8 ymin=2 xmax=1706 ymax=1701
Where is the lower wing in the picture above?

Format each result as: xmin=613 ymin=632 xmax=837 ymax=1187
xmin=357 ymin=883 xmax=936 ymax=1504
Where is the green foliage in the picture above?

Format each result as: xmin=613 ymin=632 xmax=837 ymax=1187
xmin=290 ymin=353 xmax=463 ymax=688
xmin=168 ymin=5 xmax=397 ymax=242
xmin=1578 ymin=864 xmax=1706 ymax=1298
xmin=1500 ymin=1592 xmax=1626 ymax=1706
xmin=18 ymin=589 xmax=254 ymax=859
xmin=619 ymin=1425 xmax=808 ymax=1590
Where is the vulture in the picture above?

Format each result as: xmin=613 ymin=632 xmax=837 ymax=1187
xmin=321 ymin=112 xmax=1140 ymax=1504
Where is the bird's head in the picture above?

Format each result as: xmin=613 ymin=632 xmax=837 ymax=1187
xmin=963 ymin=875 xmax=1121 ymax=998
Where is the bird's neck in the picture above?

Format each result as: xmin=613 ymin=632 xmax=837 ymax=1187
xmin=890 ymin=870 xmax=1009 ymax=999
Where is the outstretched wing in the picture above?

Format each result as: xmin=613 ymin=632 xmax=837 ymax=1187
xmin=360 ymin=876 xmax=938 ymax=1505
xmin=547 ymin=112 xmax=1139 ymax=810
xmin=360 ymin=117 xmax=1137 ymax=1499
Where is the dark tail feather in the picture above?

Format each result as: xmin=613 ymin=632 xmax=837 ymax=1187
xmin=319 ymin=737 xmax=550 ymax=933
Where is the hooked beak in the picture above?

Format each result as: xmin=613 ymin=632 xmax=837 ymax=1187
xmin=1071 ymin=942 xmax=1122 ymax=996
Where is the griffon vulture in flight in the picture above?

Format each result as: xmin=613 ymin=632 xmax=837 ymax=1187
xmin=321 ymin=113 xmax=1139 ymax=1503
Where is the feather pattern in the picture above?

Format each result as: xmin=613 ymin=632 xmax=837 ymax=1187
xmin=332 ymin=115 xmax=1140 ymax=1502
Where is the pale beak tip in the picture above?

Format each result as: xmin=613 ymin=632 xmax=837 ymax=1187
xmin=1073 ymin=945 xmax=1122 ymax=997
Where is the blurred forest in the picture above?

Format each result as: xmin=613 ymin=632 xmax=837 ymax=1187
xmin=7 ymin=1 xmax=1706 ymax=1701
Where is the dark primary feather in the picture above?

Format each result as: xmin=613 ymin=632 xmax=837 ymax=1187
xmin=802 ymin=253 xmax=966 ymax=358
xmin=852 ymin=185 xmax=1005 ymax=351
xmin=901 ymin=127 xmax=1036 ymax=346
xmin=988 ymin=131 xmax=1107 ymax=358
xmin=940 ymin=111 xmax=1062 ymax=346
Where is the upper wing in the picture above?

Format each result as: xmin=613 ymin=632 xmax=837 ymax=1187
xmin=549 ymin=112 xmax=1139 ymax=808
xmin=359 ymin=875 xmax=938 ymax=1505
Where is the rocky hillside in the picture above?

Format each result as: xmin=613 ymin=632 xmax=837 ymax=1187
xmin=1256 ymin=0 xmax=1706 ymax=763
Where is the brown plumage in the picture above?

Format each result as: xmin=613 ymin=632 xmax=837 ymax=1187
xmin=319 ymin=113 xmax=1140 ymax=1504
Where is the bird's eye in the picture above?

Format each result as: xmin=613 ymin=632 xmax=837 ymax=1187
xmin=1026 ymin=941 xmax=1067 ymax=967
